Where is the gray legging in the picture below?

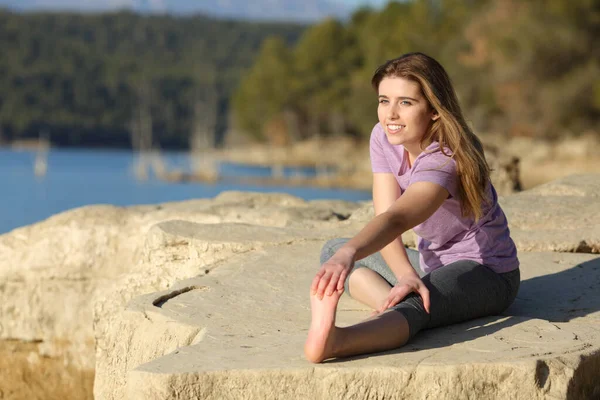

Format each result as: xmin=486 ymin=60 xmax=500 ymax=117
xmin=321 ymin=238 xmax=520 ymax=339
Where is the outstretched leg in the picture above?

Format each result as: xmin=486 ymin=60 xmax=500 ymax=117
xmin=304 ymin=289 xmax=410 ymax=363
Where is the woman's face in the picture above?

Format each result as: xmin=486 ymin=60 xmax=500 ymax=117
xmin=377 ymin=77 xmax=438 ymax=151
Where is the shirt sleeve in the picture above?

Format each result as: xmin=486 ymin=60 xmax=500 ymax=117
xmin=410 ymin=150 xmax=459 ymax=198
xmin=369 ymin=123 xmax=391 ymax=173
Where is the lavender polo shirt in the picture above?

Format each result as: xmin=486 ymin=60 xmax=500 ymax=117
xmin=369 ymin=123 xmax=519 ymax=274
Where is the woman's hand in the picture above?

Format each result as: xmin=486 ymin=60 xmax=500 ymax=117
xmin=311 ymin=248 xmax=355 ymax=300
xmin=376 ymin=275 xmax=430 ymax=314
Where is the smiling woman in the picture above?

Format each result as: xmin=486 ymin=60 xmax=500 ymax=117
xmin=376 ymin=78 xmax=439 ymax=160
xmin=304 ymin=52 xmax=520 ymax=363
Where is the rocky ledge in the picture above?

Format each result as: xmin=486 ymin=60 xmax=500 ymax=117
xmin=1 ymin=174 xmax=599 ymax=399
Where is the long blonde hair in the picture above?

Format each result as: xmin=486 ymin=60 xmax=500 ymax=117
xmin=372 ymin=52 xmax=490 ymax=220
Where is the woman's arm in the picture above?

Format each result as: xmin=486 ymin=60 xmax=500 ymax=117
xmin=372 ymin=173 xmax=420 ymax=280
xmin=312 ymin=179 xmax=449 ymax=299
xmin=343 ymin=180 xmax=449 ymax=263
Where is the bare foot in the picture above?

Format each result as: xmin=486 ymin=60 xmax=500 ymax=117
xmin=304 ymin=289 xmax=343 ymax=363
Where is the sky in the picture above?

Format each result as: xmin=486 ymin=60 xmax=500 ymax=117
xmin=343 ymin=0 xmax=387 ymax=6
xmin=340 ymin=0 xmax=388 ymax=6
xmin=0 ymin=0 xmax=390 ymax=13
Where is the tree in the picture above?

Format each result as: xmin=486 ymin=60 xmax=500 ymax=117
xmin=232 ymin=36 xmax=294 ymax=141
xmin=0 ymin=10 xmax=305 ymax=148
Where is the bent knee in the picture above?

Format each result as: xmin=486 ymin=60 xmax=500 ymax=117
xmin=320 ymin=238 xmax=350 ymax=265
xmin=344 ymin=266 xmax=371 ymax=298
xmin=348 ymin=266 xmax=374 ymax=282
xmin=347 ymin=267 xmax=380 ymax=292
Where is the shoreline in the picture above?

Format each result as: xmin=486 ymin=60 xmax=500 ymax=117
xmin=3 ymin=133 xmax=600 ymax=193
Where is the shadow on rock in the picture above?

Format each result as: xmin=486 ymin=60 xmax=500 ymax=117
xmin=326 ymin=256 xmax=600 ymax=365
xmin=510 ymin=257 xmax=600 ymax=322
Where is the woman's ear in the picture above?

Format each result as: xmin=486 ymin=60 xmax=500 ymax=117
xmin=432 ymin=111 xmax=440 ymax=121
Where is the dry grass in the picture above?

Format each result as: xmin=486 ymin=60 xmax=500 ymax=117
xmin=214 ymin=134 xmax=600 ymax=192
xmin=0 ymin=340 xmax=93 ymax=400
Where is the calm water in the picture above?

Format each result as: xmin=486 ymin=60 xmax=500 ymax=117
xmin=0 ymin=148 xmax=371 ymax=234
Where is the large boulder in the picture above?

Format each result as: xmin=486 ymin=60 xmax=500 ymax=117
xmin=0 ymin=193 xmax=361 ymax=369
xmin=91 ymin=174 xmax=600 ymax=399
xmin=94 ymin=225 xmax=600 ymax=399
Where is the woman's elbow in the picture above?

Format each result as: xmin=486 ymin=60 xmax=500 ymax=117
xmin=383 ymin=210 xmax=412 ymax=235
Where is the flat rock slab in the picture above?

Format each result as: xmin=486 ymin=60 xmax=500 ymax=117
xmin=102 ymin=239 xmax=600 ymax=400
xmin=0 ymin=193 xmax=361 ymax=368
xmin=92 ymin=221 xmax=365 ymax=398
xmin=500 ymin=174 xmax=600 ymax=253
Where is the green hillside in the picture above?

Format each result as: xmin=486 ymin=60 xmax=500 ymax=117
xmin=234 ymin=0 xmax=600 ymax=142
xmin=0 ymin=10 xmax=305 ymax=148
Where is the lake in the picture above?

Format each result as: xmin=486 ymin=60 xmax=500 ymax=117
xmin=0 ymin=148 xmax=371 ymax=234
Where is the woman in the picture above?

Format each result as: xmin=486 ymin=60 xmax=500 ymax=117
xmin=304 ymin=52 xmax=520 ymax=364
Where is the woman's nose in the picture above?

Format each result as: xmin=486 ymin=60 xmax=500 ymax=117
xmin=387 ymin=105 xmax=399 ymax=119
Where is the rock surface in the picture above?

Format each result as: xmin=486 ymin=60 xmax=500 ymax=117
xmin=96 ymin=230 xmax=600 ymax=400
xmin=0 ymin=193 xmax=363 ymax=368
xmin=1 ymin=174 xmax=599 ymax=399
xmin=501 ymin=174 xmax=600 ymax=253
xmin=91 ymin=174 xmax=600 ymax=400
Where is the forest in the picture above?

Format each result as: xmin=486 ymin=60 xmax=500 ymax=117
xmin=234 ymin=0 xmax=600 ymax=143
xmin=0 ymin=9 xmax=305 ymax=148
xmin=0 ymin=0 xmax=598 ymax=149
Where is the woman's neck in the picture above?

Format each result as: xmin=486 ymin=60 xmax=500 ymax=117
xmin=406 ymin=150 xmax=418 ymax=168
xmin=405 ymin=139 xmax=433 ymax=168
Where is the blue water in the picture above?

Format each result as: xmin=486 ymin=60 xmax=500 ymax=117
xmin=0 ymin=148 xmax=371 ymax=234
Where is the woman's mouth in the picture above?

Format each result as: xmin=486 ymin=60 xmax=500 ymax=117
xmin=387 ymin=124 xmax=405 ymax=134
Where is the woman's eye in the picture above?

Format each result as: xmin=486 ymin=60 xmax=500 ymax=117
xmin=378 ymin=99 xmax=388 ymax=104
xmin=401 ymin=101 xmax=412 ymax=106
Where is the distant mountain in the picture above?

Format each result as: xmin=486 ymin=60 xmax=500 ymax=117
xmin=164 ymin=0 xmax=350 ymax=21
xmin=0 ymin=0 xmax=352 ymax=21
